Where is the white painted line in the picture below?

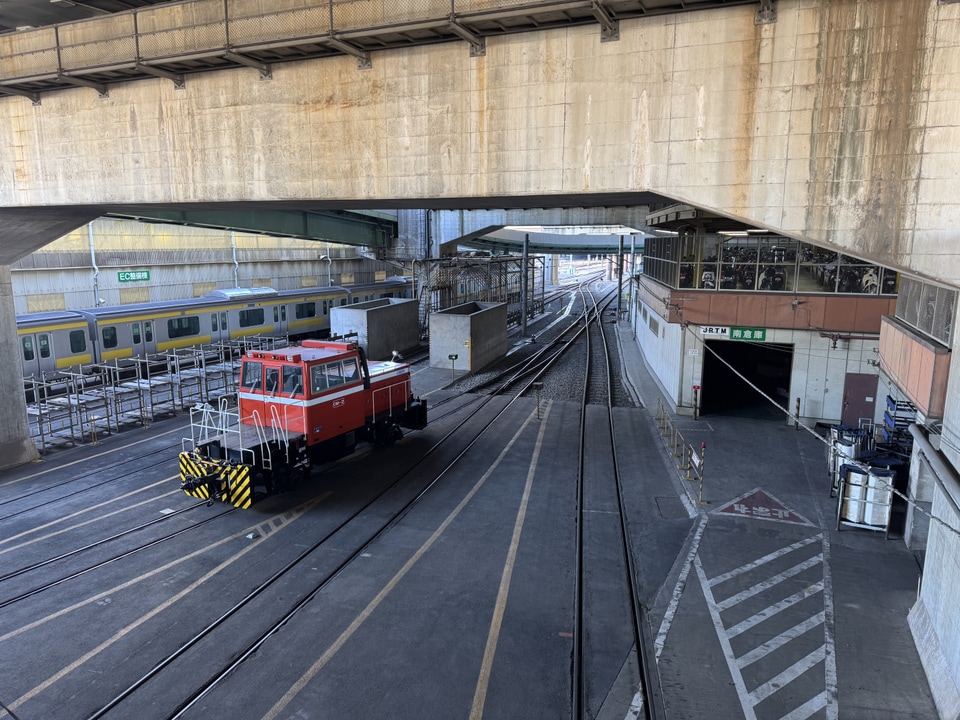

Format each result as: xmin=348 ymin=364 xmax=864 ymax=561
xmin=780 ymin=689 xmax=829 ymax=720
xmin=819 ymin=533 xmax=839 ymax=720
xmin=716 ymin=555 xmax=823 ymax=611
xmin=655 ymin=514 xmax=709 ymax=659
xmin=709 ymin=534 xmax=821 ymax=587
xmin=694 ymin=555 xmax=758 ymax=720
xmin=749 ymin=644 xmax=826 ymax=703
xmin=624 ymin=515 xmax=708 ymax=720
xmin=725 ymin=582 xmax=824 ymax=639
xmin=736 ymin=612 xmax=825 ymax=668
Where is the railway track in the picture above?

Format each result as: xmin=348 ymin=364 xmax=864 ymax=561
xmin=0 ymin=278 xmax=661 ymax=720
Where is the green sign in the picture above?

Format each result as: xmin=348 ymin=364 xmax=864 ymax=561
xmin=730 ymin=327 xmax=766 ymax=341
xmin=118 ymin=270 xmax=150 ymax=282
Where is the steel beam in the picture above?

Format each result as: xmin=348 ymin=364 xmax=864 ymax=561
xmin=223 ymin=51 xmax=272 ymax=80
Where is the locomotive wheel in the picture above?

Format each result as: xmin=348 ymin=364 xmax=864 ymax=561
xmin=388 ymin=422 xmax=403 ymax=444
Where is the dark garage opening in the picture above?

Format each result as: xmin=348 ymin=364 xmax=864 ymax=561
xmin=700 ymin=341 xmax=794 ymax=419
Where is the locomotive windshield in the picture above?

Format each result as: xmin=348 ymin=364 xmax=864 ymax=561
xmin=241 ymin=361 xmax=262 ymax=389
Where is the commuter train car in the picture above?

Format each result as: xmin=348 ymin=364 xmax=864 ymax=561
xmin=178 ymin=339 xmax=428 ymax=508
xmin=16 ymin=278 xmax=410 ymax=377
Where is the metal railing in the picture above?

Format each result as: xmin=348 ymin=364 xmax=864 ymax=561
xmin=655 ymin=398 xmax=707 ymax=506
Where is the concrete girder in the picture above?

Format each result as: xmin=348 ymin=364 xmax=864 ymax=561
xmin=106 ymin=208 xmax=396 ymax=249
xmin=0 ymin=207 xmax=102 ymax=265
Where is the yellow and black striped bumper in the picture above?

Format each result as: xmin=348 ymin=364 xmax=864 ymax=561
xmin=178 ymin=451 xmax=254 ymax=509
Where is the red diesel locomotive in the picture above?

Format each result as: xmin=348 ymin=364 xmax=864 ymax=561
xmin=178 ymin=340 xmax=427 ymax=508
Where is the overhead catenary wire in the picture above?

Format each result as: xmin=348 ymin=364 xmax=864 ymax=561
xmin=683 ymin=322 xmax=960 ymax=539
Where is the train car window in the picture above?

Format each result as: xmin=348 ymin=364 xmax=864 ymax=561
xmin=21 ymin=336 xmax=34 ymax=362
xmin=144 ymin=321 xmax=153 ymax=342
xmin=295 ymin=302 xmax=316 ymax=319
xmin=273 ymin=306 xmax=279 ymax=323
xmin=340 ymin=298 xmax=347 ymax=306
xmin=342 ymin=358 xmax=359 ymax=383
xmin=239 ymin=309 xmax=265 ymax=328
xmin=310 ymin=365 xmax=328 ymax=393
xmin=220 ymin=312 xmax=227 ymax=330
xmin=352 ymin=297 xmax=359 ymax=304
xmin=281 ymin=305 xmax=287 ymax=321
xmin=168 ymin=316 xmax=200 ymax=338
xmin=70 ymin=330 xmax=86 ymax=353
xmin=265 ymin=367 xmax=279 ymax=394
xmin=102 ymin=326 xmax=119 ymax=349
xmin=211 ymin=313 xmax=218 ymax=332
xmin=282 ymin=366 xmax=303 ymax=395
xmin=241 ymin=361 xmax=262 ymax=390
xmin=132 ymin=323 xmax=141 ymax=345
xmin=38 ymin=334 xmax=51 ymax=358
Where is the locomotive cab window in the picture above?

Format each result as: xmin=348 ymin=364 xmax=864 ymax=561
xmin=102 ymin=326 xmax=118 ymax=349
xmin=70 ymin=330 xmax=86 ymax=353
xmin=239 ymin=309 xmax=265 ymax=328
xmin=265 ymin=367 xmax=280 ymax=394
xmin=241 ymin=361 xmax=262 ymax=390
xmin=310 ymin=365 xmax=328 ymax=393
xmin=168 ymin=316 xmax=200 ymax=338
xmin=342 ymin=358 xmax=360 ymax=383
xmin=282 ymin=366 xmax=303 ymax=395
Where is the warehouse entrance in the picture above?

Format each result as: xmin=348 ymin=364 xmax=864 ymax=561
xmin=700 ymin=341 xmax=794 ymax=418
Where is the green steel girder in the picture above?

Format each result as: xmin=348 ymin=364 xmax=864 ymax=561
xmin=106 ymin=208 xmax=395 ymax=247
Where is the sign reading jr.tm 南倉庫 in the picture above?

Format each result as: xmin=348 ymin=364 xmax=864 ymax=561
xmin=699 ymin=326 xmax=766 ymax=341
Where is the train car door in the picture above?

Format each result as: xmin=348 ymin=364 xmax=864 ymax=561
xmin=19 ymin=332 xmax=49 ymax=377
xmin=273 ymin=304 xmax=288 ymax=338
xmin=141 ymin=320 xmax=157 ymax=355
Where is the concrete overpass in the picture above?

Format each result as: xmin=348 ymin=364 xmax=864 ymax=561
xmin=0 ymin=0 xmax=955 ymax=467
xmin=2 ymin=2 xmax=960 ymax=712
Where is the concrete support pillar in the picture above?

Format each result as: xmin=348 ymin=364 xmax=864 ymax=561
xmin=0 ymin=265 xmax=39 ymax=469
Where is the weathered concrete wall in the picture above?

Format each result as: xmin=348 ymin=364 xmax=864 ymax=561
xmin=330 ymin=298 xmax=419 ymax=360
xmin=0 ymin=0 xmax=958 ymax=286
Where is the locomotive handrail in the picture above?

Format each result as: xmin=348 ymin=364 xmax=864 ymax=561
xmin=249 ymin=409 xmax=272 ymax=472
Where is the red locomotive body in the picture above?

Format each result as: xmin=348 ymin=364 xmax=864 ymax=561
xmin=178 ymin=340 xmax=427 ymax=507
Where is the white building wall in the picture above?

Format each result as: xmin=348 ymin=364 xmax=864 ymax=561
xmin=634 ymin=313 xmax=881 ymax=425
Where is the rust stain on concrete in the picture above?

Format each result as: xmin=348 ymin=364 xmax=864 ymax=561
xmin=806 ymin=0 xmax=928 ymax=265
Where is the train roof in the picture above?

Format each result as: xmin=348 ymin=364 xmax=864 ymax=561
xmin=16 ymin=309 xmax=86 ymax=325
xmin=16 ymin=282 xmax=386 ymax=323
xmin=203 ymin=287 xmax=277 ymax=300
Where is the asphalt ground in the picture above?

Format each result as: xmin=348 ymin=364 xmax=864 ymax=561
xmin=0 ymin=313 xmax=939 ymax=720
xmin=612 ymin=319 xmax=937 ymax=720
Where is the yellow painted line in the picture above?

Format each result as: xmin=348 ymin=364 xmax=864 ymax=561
xmin=3 ymin=493 xmax=331 ymax=714
xmin=263 ymin=404 xmax=544 ymax=720
xmin=470 ymin=401 xmax=552 ymax=720
xmin=0 ymin=488 xmax=182 ymax=556
xmin=0 ymin=424 xmax=185 ymax=489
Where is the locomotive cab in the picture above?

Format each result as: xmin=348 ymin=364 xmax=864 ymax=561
xmin=179 ymin=339 xmax=426 ymax=508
